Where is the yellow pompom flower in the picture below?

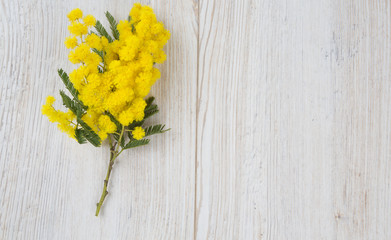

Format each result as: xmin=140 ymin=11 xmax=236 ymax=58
xmin=68 ymin=21 xmax=88 ymax=36
xmin=64 ymin=36 xmax=78 ymax=49
xmin=101 ymin=36 xmax=109 ymax=47
xmin=68 ymin=43 xmax=91 ymax=64
xmin=85 ymin=34 xmax=102 ymax=50
xmin=44 ymin=95 xmax=55 ymax=105
xmin=69 ymin=66 xmax=87 ymax=90
xmin=83 ymin=14 xmax=96 ymax=26
xmin=68 ymin=51 xmax=79 ymax=64
xmin=67 ymin=8 xmax=83 ymax=21
xmin=41 ymin=96 xmax=76 ymax=138
xmin=132 ymin=127 xmax=145 ymax=140
xmin=98 ymin=115 xmax=117 ymax=133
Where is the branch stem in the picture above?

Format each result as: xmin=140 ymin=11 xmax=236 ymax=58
xmin=95 ymin=127 xmax=125 ymax=216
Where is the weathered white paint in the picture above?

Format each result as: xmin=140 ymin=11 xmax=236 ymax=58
xmin=1 ymin=0 xmax=390 ymax=239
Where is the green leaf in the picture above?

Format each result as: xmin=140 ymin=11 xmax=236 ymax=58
xmin=59 ymin=90 xmax=84 ymax=117
xmin=58 ymin=69 xmax=78 ymax=98
xmin=144 ymin=124 xmax=170 ymax=137
xmin=123 ymin=139 xmax=150 ymax=149
xmin=145 ymin=96 xmax=155 ymax=107
xmin=120 ymin=135 xmax=125 ymax=147
xmin=142 ymin=96 xmax=159 ymax=119
xmin=105 ymin=11 xmax=120 ymax=40
xmin=81 ymin=129 xmax=101 ymax=147
xmin=75 ymin=128 xmax=87 ymax=144
xmin=95 ymin=20 xmax=113 ymax=42
xmin=77 ymin=118 xmax=101 ymax=147
xmin=144 ymin=104 xmax=159 ymax=119
xmin=59 ymin=90 xmax=74 ymax=109
xmin=58 ymin=69 xmax=86 ymax=109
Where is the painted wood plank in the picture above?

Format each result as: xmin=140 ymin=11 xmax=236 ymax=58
xmin=196 ymin=1 xmax=266 ymax=238
xmin=0 ymin=0 xmax=197 ymax=239
xmin=196 ymin=0 xmax=391 ymax=239
xmin=332 ymin=1 xmax=391 ymax=239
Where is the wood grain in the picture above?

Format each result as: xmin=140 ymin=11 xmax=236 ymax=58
xmin=0 ymin=0 xmax=197 ymax=239
xmin=1 ymin=0 xmax=391 ymax=239
xmin=196 ymin=0 xmax=391 ymax=239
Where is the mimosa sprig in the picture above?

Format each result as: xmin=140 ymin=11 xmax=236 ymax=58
xmin=41 ymin=3 xmax=170 ymax=216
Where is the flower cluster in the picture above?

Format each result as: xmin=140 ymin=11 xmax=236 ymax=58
xmin=41 ymin=4 xmax=170 ymax=216
xmin=42 ymin=4 xmax=170 ymax=142
xmin=41 ymin=96 xmax=76 ymax=138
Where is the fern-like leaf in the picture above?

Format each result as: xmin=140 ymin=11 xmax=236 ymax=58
xmin=123 ymin=139 xmax=150 ymax=149
xmin=58 ymin=69 xmax=86 ymax=109
xmin=145 ymin=96 xmax=155 ymax=107
xmin=58 ymin=69 xmax=78 ymax=98
xmin=144 ymin=104 xmax=159 ymax=119
xmin=77 ymin=117 xmax=101 ymax=147
xmin=105 ymin=11 xmax=120 ymax=40
xmin=144 ymin=124 xmax=170 ymax=137
xmin=95 ymin=20 xmax=113 ymax=42
xmin=75 ymin=128 xmax=87 ymax=144
xmin=59 ymin=90 xmax=75 ymax=110
xmin=59 ymin=90 xmax=84 ymax=117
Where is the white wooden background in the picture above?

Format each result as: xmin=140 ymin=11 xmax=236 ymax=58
xmin=1 ymin=0 xmax=391 ymax=239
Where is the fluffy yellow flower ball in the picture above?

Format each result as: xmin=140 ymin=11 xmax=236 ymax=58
xmin=41 ymin=96 xmax=76 ymax=138
xmin=85 ymin=34 xmax=102 ymax=50
xmin=132 ymin=127 xmax=145 ymax=140
xmin=67 ymin=8 xmax=83 ymax=21
xmin=68 ymin=22 xmax=88 ymax=36
xmin=98 ymin=115 xmax=117 ymax=133
xmin=83 ymin=14 xmax=96 ymax=27
xmin=64 ymin=36 xmax=78 ymax=49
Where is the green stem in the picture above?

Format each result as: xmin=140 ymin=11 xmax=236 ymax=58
xmin=95 ymin=127 xmax=125 ymax=216
xmin=115 ymin=126 xmax=125 ymax=153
